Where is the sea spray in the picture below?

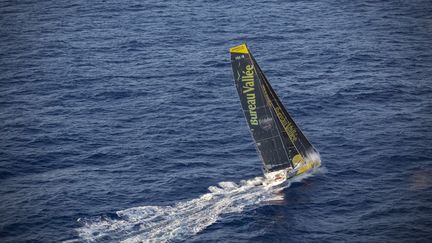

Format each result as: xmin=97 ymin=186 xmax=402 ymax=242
xmin=76 ymin=169 xmax=324 ymax=243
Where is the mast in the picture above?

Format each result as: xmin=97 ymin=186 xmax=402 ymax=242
xmin=230 ymin=44 xmax=293 ymax=172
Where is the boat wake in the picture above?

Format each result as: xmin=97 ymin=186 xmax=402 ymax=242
xmin=76 ymin=168 xmax=322 ymax=242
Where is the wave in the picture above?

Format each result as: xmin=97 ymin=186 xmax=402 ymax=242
xmin=76 ymin=168 xmax=323 ymax=242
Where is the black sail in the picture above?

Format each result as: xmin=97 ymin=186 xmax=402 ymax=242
xmin=230 ymin=44 xmax=292 ymax=172
xmin=250 ymin=52 xmax=318 ymax=160
xmin=230 ymin=44 xmax=318 ymax=173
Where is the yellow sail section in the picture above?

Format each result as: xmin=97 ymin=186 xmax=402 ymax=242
xmin=295 ymin=160 xmax=320 ymax=175
xmin=229 ymin=44 xmax=249 ymax=54
xmin=292 ymin=154 xmax=304 ymax=166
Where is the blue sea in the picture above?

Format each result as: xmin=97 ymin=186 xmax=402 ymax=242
xmin=1 ymin=0 xmax=432 ymax=242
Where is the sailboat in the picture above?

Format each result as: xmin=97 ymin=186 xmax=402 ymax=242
xmin=230 ymin=43 xmax=321 ymax=186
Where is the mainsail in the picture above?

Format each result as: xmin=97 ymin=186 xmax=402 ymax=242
xmin=230 ymin=44 xmax=318 ymax=173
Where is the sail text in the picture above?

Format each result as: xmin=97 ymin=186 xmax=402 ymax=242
xmin=242 ymin=65 xmax=258 ymax=125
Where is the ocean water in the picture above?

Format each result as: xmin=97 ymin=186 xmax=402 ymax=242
xmin=1 ymin=0 xmax=432 ymax=242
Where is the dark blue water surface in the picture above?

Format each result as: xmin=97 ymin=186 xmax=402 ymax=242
xmin=1 ymin=0 xmax=432 ymax=242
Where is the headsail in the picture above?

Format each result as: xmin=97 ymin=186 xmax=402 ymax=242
xmin=230 ymin=44 xmax=318 ymax=173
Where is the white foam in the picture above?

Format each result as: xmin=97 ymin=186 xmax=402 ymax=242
xmin=305 ymin=151 xmax=321 ymax=164
xmin=76 ymin=169 xmax=322 ymax=243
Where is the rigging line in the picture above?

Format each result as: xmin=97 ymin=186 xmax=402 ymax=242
xmin=256 ymin=134 xmax=288 ymax=143
xmin=261 ymin=76 xmax=296 ymax=168
xmin=251 ymin=52 xmax=312 ymax=159
xmin=244 ymin=50 xmax=289 ymax=169
xmin=249 ymin=51 xmax=294 ymax=169
xmin=252 ymin=53 xmax=316 ymax=159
